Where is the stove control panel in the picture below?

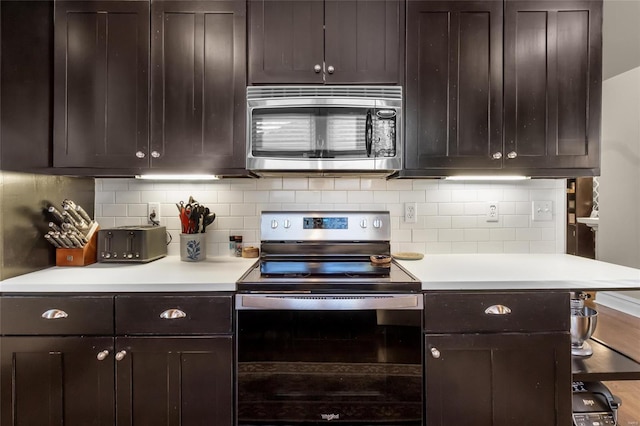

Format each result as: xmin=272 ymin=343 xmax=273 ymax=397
xmin=261 ymin=211 xmax=390 ymax=241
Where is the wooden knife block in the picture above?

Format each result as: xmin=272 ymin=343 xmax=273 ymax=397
xmin=55 ymin=226 xmax=99 ymax=267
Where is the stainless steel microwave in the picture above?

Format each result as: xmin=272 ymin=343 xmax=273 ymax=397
xmin=246 ymin=86 xmax=402 ymax=176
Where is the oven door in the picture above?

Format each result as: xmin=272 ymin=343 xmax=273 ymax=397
xmin=236 ymin=294 xmax=423 ymax=425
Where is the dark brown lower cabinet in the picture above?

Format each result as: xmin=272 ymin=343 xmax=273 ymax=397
xmin=115 ymin=336 xmax=233 ymax=426
xmin=0 ymin=336 xmax=116 ymax=426
xmin=0 ymin=294 xmax=234 ymax=426
xmin=424 ymin=332 xmax=572 ymax=426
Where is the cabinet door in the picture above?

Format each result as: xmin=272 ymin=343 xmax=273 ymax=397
xmin=504 ymin=0 xmax=602 ymax=171
xmin=0 ymin=337 xmax=115 ymax=426
xmin=151 ymin=0 xmax=246 ymax=170
xmin=248 ymin=0 xmax=324 ymax=84
xmin=405 ymin=0 xmax=503 ymax=171
xmin=115 ymin=336 xmax=233 ymax=426
xmin=53 ymin=1 xmax=149 ymax=168
xmin=1 ymin=1 xmax=53 ymax=171
xmin=324 ymin=0 xmax=404 ymax=84
xmin=424 ymin=333 xmax=572 ymax=426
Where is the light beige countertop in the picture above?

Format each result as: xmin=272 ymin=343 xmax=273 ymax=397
xmin=0 ymin=256 xmax=256 ymax=293
xmin=1 ymin=254 xmax=639 ymax=293
xmin=397 ymin=254 xmax=640 ymax=291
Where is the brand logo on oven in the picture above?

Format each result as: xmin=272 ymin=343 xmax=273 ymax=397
xmin=320 ymin=414 xmax=340 ymax=421
xmin=582 ymin=399 xmax=596 ymax=406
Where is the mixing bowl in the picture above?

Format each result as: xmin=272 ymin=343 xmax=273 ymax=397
xmin=570 ymin=306 xmax=598 ymax=354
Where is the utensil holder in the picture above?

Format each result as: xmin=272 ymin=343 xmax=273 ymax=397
xmin=180 ymin=233 xmax=207 ymax=262
xmin=55 ymin=226 xmax=99 ymax=266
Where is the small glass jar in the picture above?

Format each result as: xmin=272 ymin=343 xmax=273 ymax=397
xmin=229 ymin=236 xmax=236 ymax=256
xmin=234 ymin=236 xmax=243 ymax=257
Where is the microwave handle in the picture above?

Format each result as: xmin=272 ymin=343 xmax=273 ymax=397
xmin=365 ymin=109 xmax=373 ymax=157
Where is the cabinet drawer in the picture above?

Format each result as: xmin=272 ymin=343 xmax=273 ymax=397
xmin=115 ymin=295 xmax=233 ymax=335
xmin=0 ymin=296 xmax=113 ymax=335
xmin=424 ymin=292 xmax=569 ymax=333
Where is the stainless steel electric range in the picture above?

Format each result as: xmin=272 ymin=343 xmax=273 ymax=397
xmin=236 ymin=211 xmax=423 ymax=426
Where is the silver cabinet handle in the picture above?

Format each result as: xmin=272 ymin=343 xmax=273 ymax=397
xmin=507 ymin=151 xmax=517 ymax=159
xmin=492 ymin=152 xmax=502 ymax=159
xmin=484 ymin=305 xmax=512 ymax=315
xmin=160 ymin=309 xmax=187 ymax=319
xmin=327 ymin=65 xmax=335 ymax=74
xmin=430 ymin=347 xmax=441 ymax=359
xmin=41 ymin=309 xmax=68 ymax=320
xmin=314 ymin=64 xmax=322 ymax=73
xmin=115 ymin=350 xmax=127 ymax=361
xmin=151 ymin=151 xmax=161 ymax=158
xmin=96 ymin=350 xmax=109 ymax=361
xmin=135 ymin=151 xmax=145 ymax=158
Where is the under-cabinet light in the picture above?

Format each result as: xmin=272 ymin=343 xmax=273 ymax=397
xmin=135 ymin=174 xmax=220 ymax=181
xmin=443 ymin=175 xmax=530 ymax=181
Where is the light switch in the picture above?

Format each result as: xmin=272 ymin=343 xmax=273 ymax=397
xmin=532 ymin=200 xmax=553 ymax=221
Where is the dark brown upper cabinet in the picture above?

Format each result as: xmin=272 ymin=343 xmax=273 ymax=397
xmin=405 ymin=0 xmax=503 ymax=171
xmin=53 ymin=0 xmax=150 ymax=169
xmin=53 ymin=0 xmax=247 ymax=173
xmin=248 ymin=0 xmax=404 ymax=84
xmin=403 ymin=0 xmax=602 ymax=177
xmin=503 ymin=0 xmax=602 ymax=173
xmin=150 ymin=0 xmax=247 ymax=171
xmin=1 ymin=1 xmax=54 ymax=172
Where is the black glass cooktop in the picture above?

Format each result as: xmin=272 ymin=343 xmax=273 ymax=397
xmin=260 ymin=261 xmax=390 ymax=278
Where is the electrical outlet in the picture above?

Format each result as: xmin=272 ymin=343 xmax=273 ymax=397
xmin=486 ymin=202 xmax=499 ymax=222
xmin=532 ymin=200 xmax=553 ymax=221
xmin=404 ymin=202 xmax=417 ymax=223
xmin=148 ymin=202 xmax=161 ymax=224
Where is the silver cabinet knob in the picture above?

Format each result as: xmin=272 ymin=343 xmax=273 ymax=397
xmin=327 ymin=65 xmax=335 ymax=74
xmin=41 ymin=309 xmax=68 ymax=320
xmin=96 ymin=350 xmax=109 ymax=361
xmin=151 ymin=151 xmax=161 ymax=158
xmin=484 ymin=304 xmax=512 ymax=315
xmin=430 ymin=347 xmax=441 ymax=359
xmin=135 ymin=151 xmax=145 ymax=158
xmin=492 ymin=152 xmax=502 ymax=160
xmin=314 ymin=64 xmax=322 ymax=73
xmin=160 ymin=309 xmax=187 ymax=320
xmin=115 ymin=350 xmax=127 ymax=361
xmin=507 ymin=151 xmax=517 ymax=159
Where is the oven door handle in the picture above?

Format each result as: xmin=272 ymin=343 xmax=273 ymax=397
xmin=236 ymin=294 xmax=423 ymax=311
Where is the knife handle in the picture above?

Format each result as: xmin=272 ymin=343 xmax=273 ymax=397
xmin=64 ymin=204 xmax=83 ymax=223
xmin=49 ymin=222 xmax=63 ymax=233
xmin=47 ymin=206 xmax=65 ymax=224
xmin=50 ymin=232 xmax=69 ymax=248
xmin=45 ymin=233 xmax=62 ymax=248
xmin=75 ymin=205 xmax=93 ymax=223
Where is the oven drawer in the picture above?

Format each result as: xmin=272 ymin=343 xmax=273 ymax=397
xmin=0 ymin=296 xmax=113 ymax=335
xmin=115 ymin=295 xmax=233 ymax=335
xmin=424 ymin=292 xmax=569 ymax=333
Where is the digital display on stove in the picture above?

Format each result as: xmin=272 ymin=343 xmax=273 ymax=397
xmin=303 ymin=217 xmax=348 ymax=229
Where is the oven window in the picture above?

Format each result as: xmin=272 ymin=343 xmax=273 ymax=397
xmin=237 ymin=309 xmax=422 ymax=425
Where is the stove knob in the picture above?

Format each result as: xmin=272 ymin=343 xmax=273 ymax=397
xmin=283 ymin=219 xmax=291 ymax=229
xmin=373 ymin=219 xmax=382 ymax=228
xmin=271 ymin=219 xmax=278 ymax=229
xmin=360 ymin=219 xmax=368 ymax=228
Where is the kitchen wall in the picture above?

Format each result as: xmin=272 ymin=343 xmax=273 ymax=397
xmin=597 ymin=0 xmax=640 ymax=312
xmin=0 ymin=171 xmax=94 ymax=280
xmin=95 ymin=178 xmax=566 ymax=257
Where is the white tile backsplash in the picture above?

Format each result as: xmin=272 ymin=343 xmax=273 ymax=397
xmin=95 ymin=178 xmax=566 ymax=256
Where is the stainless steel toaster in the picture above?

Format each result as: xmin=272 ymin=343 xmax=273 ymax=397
xmin=97 ymin=226 xmax=167 ymax=263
